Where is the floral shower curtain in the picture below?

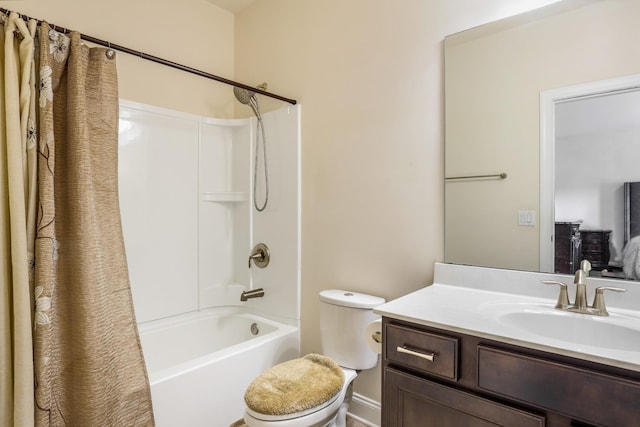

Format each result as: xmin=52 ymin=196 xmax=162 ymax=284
xmin=0 ymin=12 xmax=38 ymax=427
xmin=1 ymin=13 xmax=154 ymax=426
xmin=32 ymin=22 xmax=155 ymax=426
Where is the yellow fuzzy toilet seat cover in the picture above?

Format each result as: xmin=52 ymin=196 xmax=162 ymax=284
xmin=244 ymin=354 xmax=345 ymax=416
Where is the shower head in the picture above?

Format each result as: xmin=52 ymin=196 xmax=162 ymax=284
xmin=233 ymin=85 xmax=264 ymax=120
xmin=234 ymin=83 xmax=269 ymax=212
xmin=233 ymin=86 xmax=256 ymax=105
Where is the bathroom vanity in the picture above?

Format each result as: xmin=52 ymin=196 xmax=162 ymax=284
xmin=429 ymin=2 xmax=640 ymax=423
xmin=375 ymin=263 xmax=640 ymax=427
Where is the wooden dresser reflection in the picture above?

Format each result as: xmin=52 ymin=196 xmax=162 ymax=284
xmin=580 ymin=230 xmax=612 ymax=271
xmin=555 ymin=222 xmax=612 ymax=274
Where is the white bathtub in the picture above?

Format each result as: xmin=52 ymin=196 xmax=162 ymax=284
xmin=138 ymin=307 xmax=299 ymax=427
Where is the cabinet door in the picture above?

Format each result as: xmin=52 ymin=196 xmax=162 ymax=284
xmin=477 ymin=345 xmax=640 ymax=427
xmin=383 ymin=368 xmax=544 ymax=427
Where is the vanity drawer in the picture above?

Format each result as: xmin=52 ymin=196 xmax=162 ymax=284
xmin=477 ymin=346 xmax=640 ymax=427
xmin=385 ymin=323 xmax=459 ymax=381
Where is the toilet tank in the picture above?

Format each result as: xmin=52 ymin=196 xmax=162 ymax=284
xmin=319 ymin=290 xmax=385 ymax=370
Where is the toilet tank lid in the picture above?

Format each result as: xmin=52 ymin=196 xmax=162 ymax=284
xmin=319 ymin=290 xmax=385 ymax=309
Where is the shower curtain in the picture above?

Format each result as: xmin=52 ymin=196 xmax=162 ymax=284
xmin=0 ymin=12 xmax=38 ymax=427
xmin=1 ymin=13 xmax=154 ymax=426
xmin=32 ymin=22 xmax=155 ymax=426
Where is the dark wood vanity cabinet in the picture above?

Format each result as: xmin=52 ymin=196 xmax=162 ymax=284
xmin=384 ymin=368 xmax=545 ymax=427
xmin=382 ymin=318 xmax=640 ymax=427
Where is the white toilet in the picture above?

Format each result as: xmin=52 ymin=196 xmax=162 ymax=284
xmin=242 ymin=289 xmax=385 ymax=427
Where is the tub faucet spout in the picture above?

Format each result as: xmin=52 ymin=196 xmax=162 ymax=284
xmin=241 ymin=288 xmax=265 ymax=302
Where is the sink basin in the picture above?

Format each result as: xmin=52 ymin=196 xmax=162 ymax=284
xmin=497 ymin=309 xmax=640 ymax=352
xmin=375 ymin=272 xmax=640 ymax=372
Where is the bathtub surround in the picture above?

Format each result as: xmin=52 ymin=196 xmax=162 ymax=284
xmin=119 ymin=101 xmax=301 ymax=326
xmin=119 ymin=101 xmax=301 ymax=426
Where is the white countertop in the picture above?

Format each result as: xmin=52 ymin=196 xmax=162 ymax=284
xmin=375 ymin=263 xmax=640 ymax=372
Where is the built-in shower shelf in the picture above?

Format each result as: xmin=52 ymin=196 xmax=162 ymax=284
xmin=201 ymin=192 xmax=248 ymax=203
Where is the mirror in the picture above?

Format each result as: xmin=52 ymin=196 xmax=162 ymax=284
xmin=444 ymin=0 xmax=640 ymax=280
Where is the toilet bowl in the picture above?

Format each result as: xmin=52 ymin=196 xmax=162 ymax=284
xmin=243 ymin=290 xmax=385 ymax=427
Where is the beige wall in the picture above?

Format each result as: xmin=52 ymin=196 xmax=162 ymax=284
xmin=2 ymin=0 xmax=567 ymax=412
xmin=0 ymin=0 xmax=236 ymax=117
xmin=234 ymin=0 xmax=562 ymax=404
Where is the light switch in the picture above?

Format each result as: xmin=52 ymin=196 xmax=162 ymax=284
xmin=518 ymin=210 xmax=536 ymax=226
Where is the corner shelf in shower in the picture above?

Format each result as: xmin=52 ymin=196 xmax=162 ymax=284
xmin=201 ymin=192 xmax=249 ymax=203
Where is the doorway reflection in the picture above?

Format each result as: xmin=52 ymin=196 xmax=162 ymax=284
xmin=554 ymin=89 xmax=640 ymax=279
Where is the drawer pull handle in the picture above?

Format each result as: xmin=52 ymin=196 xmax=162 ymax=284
xmin=397 ymin=345 xmax=435 ymax=362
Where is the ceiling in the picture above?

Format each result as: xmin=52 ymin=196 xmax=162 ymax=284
xmin=205 ymin=0 xmax=257 ymax=14
xmin=556 ymin=89 xmax=640 ymax=138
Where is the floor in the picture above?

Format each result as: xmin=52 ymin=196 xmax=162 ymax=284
xmin=345 ymin=416 xmax=369 ymax=427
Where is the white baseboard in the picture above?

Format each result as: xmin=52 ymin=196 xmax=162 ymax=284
xmin=348 ymin=393 xmax=381 ymax=427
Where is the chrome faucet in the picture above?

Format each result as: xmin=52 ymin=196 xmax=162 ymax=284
xmin=573 ymin=259 xmax=590 ymax=310
xmin=542 ymin=260 xmax=625 ymax=316
xmin=240 ymin=288 xmax=265 ymax=302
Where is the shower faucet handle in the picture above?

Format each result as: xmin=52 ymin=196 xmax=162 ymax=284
xmin=248 ymin=243 xmax=270 ymax=268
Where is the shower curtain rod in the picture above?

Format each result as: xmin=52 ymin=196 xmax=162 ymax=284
xmin=1 ymin=7 xmax=297 ymax=105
